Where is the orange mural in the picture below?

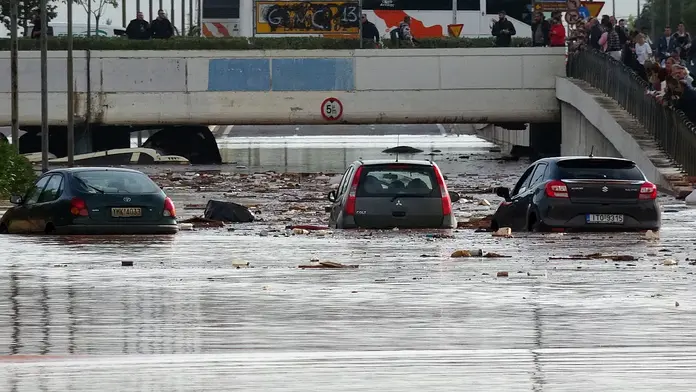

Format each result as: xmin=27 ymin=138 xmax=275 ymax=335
xmin=373 ymin=10 xmax=443 ymax=38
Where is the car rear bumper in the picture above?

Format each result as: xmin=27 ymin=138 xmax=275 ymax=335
xmin=336 ymin=214 xmax=457 ymax=229
xmin=539 ymin=200 xmax=661 ymax=231
xmin=54 ymin=224 xmax=179 ymax=235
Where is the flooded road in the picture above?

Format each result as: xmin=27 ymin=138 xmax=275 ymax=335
xmin=2 ymin=132 xmax=696 ymax=391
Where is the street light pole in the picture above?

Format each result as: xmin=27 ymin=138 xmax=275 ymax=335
xmin=10 ymin=0 xmax=19 ymax=152
xmin=40 ymin=0 xmax=49 ymax=173
xmin=67 ymin=0 xmax=75 ymax=167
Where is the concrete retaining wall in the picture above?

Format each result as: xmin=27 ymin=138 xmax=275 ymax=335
xmin=0 ymin=48 xmax=566 ymax=126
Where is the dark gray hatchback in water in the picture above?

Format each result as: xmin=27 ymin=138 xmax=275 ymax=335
xmin=327 ymin=159 xmax=457 ymax=229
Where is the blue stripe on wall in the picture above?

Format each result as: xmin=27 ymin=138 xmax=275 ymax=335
xmin=271 ymin=58 xmax=354 ymax=91
xmin=208 ymin=59 xmax=271 ymax=91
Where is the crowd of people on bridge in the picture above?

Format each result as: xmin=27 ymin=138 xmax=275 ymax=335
xmin=560 ymin=15 xmax=696 ymax=123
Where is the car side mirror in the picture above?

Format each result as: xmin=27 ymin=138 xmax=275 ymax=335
xmin=495 ymin=187 xmax=511 ymax=201
xmin=327 ymin=190 xmax=337 ymax=203
xmin=9 ymin=195 xmax=23 ymax=205
xmin=448 ymin=190 xmax=461 ymax=203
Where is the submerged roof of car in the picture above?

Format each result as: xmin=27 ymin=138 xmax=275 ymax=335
xmin=45 ymin=167 xmax=147 ymax=174
xmin=354 ymin=159 xmax=437 ymax=166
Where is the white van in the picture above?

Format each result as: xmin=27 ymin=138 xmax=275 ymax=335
xmin=47 ymin=23 xmax=126 ymax=37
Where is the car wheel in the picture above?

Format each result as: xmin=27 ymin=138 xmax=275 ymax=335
xmin=44 ymin=223 xmax=55 ymax=235
xmin=528 ymin=213 xmax=550 ymax=232
xmin=490 ymin=220 xmax=500 ymax=232
xmin=0 ymin=223 xmax=8 ymax=234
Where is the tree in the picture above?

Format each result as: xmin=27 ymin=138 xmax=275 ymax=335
xmin=0 ymin=0 xmax=58 ymax=36
xmin=635 ymin=0 xmax=696 ymax=38
xmin=73 ymin=0 xmax=118 ymax=36
xmin=0 ymin=140 xmax=36 ymax=199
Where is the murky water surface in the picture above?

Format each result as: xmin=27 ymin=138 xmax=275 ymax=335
xmin=2 ymin=133 xmax=696 ymax=391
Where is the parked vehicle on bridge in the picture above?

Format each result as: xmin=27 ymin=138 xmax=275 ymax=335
xmin=490 ymin=156 xmax=661 ymax=232
xmin=0 ymin=168 xmax=178 ymax=235
xmin=327 ymin=159 xmax=457 ymax=229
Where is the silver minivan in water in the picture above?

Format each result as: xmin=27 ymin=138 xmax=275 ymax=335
xmin=327 ymin=159 xmax=457 ymax=229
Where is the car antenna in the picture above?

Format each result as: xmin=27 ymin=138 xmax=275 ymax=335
xmin=589 ymin=146 xmax=595 ymax=158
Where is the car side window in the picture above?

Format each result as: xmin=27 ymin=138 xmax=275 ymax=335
xmin=511 ymin=165 xmax=536 ymax=197
xmin=24 ymin=176 xmax=51 ymax=205
xmin=528 ymin=163 xmax=548 ymax=188
xmin=338 ymin=166 xmax=355 ymax=197
xmin=38 ymin=175 xmax=64 ymax=203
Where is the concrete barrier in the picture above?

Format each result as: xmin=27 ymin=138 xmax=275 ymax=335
xmin=0 ymin=48 xmax=566 ymax=126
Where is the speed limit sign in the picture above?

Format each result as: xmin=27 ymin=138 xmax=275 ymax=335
xmin=321 ymin=97 xmax=343 ymax=121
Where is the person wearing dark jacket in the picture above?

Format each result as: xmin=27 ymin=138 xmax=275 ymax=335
xmin=491 ymin=11 xmax=516 ymax=47
xmin=531 ymin=12 xmax=550 ymax=47
xmin=150 ymin=9 xmax=174 ymax=39
xmin=126 ymin=12 xmax=150 ymax=40
xmin=360 ymin=14 xmax=380 ymax=47
xmin=589 ymin=18 xmax=603 ymax=50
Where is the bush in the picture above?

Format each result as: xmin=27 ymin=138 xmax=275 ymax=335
xmin=0 ymin=141 xmax=36 ymax=199
xmin=0 ymin=36 xmax=533 ymax=51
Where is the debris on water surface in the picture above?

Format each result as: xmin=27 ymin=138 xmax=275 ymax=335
xmin=492 ymin=227 xmax=513 ymax=238
xmin=292 ymin=228 xmax=309 ymax=235
xmin=299 ymin=261 xmax=359 ymax=269
xmin=451 ymin=250 xmax=472 ymax=258
xmin=179 ymin=216 xmax=225 ymax=228
xmin=550 ymin=253 xmax=637 ymax=261
xmin=179 ymin=223 xmax=194 ymax=231
xmin=232 ymin=262 xmax=250 ymax=269
xmin=497 ymin=271 xmax=509 ymax=277
xmin=676 ymin=301 xmax=680 ymax=307
xmin=457 ymin=215 xmax=493 ymax=230
xmin=122 ymin=261 xmax=134 ymax=267
xmin=479 ymin=199 xmax=491 ymax=207
xmin=663 ymin=259 xmax=678 ymax=266
xmin=484 ymin=252 xmax=510 ymax=258
xmin=644 ymin=230 xmax=660 ymax=240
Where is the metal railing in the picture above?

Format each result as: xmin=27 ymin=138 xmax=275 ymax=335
xmin=567 ymin=49 xmax=696 ymax=177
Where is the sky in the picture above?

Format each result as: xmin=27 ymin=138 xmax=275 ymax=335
xmin=0 ymin=0 xmax=643 ymax=36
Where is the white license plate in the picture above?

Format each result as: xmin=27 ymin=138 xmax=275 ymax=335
xmin=586 ymin=214 xmax=624 ymax=224
xmin=111 ymin=207 xmax=142 ymax=218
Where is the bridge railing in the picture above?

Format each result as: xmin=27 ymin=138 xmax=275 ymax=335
xmin=566 ymin=49 xmax=696 ymax=177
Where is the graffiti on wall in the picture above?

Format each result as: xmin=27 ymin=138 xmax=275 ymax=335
xmin=255 ymin=1 xmax=360 ymax=35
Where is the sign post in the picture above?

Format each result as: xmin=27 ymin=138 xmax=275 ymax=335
xmin=321 ymin=97 xmax=344 ymax=121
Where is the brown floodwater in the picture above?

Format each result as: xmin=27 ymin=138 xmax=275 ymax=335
xmin=1 ymin=134 xmax=696 ymax=391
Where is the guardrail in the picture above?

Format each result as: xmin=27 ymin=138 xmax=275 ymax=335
xmin=566 ymin=49 xmax=696 ymax=177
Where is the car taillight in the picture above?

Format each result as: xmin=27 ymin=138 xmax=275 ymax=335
xmin=163 ymin=197 xmax=176 ymax=217
xmin=70 ymin=197 xmax=88 ymax=216
xmin=344 ymin=166 xmax=363 ymax=216
xmin=639 ymin=181 xmax=657 ymax=200
xmin=545 ymin=180 xmax=569 ymax=198
xmin=432 ymin=165 xmax=452 ymax=216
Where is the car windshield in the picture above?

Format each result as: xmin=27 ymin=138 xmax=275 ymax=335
xmin=73 ymin=171 xmax=160 ymax=194
xmin=356 ymin=164 xmax=438 ymax=197
xmin=556 ymin=159 xmax=645 ymax=180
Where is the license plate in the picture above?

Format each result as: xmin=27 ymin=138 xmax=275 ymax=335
xmin=586 ymin=214 xmax=624 ymax=224
xmin=111 ymin=207 xmax=142 ymax=218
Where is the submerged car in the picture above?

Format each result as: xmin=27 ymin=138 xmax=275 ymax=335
xmin=0 ymin=167 xmax=178 ymax=235
xmin=327 ymin=159 xmax=457 ymax=229
xmin=491 ymin=156 xmax=661 ymax=232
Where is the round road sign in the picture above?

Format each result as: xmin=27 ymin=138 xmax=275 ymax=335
xmin=321 ymin=97 xmax=343 ymax=121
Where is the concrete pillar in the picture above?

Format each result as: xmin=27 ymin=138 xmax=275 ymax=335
xmin=529 ymin=122 xmax=561 ymax=160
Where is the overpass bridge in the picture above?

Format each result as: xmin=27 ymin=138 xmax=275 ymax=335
xmin=0 ymin=48 xmax=564 ymax=125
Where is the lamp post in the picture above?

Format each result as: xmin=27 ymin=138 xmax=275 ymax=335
xmin=40 ymin=0 xmax=49 ymax=173
xmin=10 ymin=0 xmax=19 ymax=152
xmin=67 ymin=0 xmax=75 ymax=166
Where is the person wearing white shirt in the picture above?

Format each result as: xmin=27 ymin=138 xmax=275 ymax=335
xmin=635 ymin=34 xmax=653 ymax=65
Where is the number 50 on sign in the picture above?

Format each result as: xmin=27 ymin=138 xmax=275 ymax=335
xmin=321 ymin=97 xmax=343 ymax=121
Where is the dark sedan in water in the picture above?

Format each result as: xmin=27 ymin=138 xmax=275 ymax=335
xmin=0 ymin=167 xmax=178 ymax=235
xmin=491 ymin=156 xmax=661 ymax=232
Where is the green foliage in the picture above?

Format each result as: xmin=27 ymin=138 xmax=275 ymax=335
xmin=635 ymin=0 xmax=696 ymax=37
xmin=0 ymin=36 xmax=533 ymax=51
xmin=0 ymin=0 xmax=58 ymax=36
xmin=0 ymin=141 xmax=36 ymax=199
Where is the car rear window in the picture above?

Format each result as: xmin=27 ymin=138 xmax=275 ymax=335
xmin=356 ymin=164 xmax=438 ymax=197
xmin=556 ymin=159 xmax=645 ymax=180
xmin=72 ymin=171 xmax=160 ymax=194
